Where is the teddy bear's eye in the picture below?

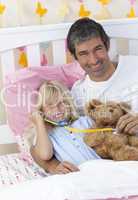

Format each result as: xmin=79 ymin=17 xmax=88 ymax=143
xmin=109 ymin=108 xmax=114 ymax=112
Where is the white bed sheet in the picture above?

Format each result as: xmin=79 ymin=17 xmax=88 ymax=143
xmin=0 ymin=159 xmax=138 ymax=200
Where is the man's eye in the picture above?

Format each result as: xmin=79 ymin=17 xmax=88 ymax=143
xmin=79 ymin=52 xmax=88 ymax=56
xmin=96 ymin=47 xmax=103 ymax=51
xmin=49 ymin=104 xmax=56 ymax=109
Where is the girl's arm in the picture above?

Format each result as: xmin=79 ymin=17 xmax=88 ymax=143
xmin=30 ymin=147 xmax=79 ymax=174
xmin=30 ymin=111 xmax=53 ymax=161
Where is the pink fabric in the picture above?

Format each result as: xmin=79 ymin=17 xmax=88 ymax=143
xmin=4 ymin=62 xmax=84 ymax=136
xmin=0 ymin=153 xmax=47 ymax=187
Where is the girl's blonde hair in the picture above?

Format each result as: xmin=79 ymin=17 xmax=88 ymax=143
xmin=36 ymin=80 xmax=79 ymax=121
xmin=25 ymin=80 xmax=78 ymax=149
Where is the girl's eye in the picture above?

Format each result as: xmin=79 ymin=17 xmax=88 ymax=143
xmin=62 ymin=102 xmax=68 ymax=107
xmin=49 ymin=103 xmax=57 ymax=108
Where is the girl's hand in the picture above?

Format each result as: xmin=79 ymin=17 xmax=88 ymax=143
xmin=53 ymin=161 xmax=79 ymax=174
xmin=116 ymin=113 xmax=138 ymax=135
xmin=29 ymin=111 xmax=44 ymax=125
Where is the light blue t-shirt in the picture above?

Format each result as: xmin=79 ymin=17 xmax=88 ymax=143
xmin=49 ymin=116 xmax=101 ymax=166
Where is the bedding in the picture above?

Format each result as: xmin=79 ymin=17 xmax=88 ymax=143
xmin=5 ymin=61 xmax=84 ymax=137
xmin=0 ymin=153 xmax=47 ymax=187
xmin=0 ymin=159 xmax=138 ymax=200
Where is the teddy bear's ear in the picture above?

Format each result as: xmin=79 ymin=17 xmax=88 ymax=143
xmin=85 ymin=99 xmax=102 ymax=115
xmin=119 ymin=102 xmax=131 ymax=114
xmin=91 ymin=99 xmax=102 ymax=106
xmin=85 ymin=99 xmax=102 ymax=110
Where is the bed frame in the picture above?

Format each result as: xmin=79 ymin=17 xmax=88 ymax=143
xmin=1 ymin=18 xmax=138 ymax=147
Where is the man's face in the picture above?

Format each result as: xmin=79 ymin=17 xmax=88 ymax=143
xmin=75 ymin=37 xmax=112 ymax=81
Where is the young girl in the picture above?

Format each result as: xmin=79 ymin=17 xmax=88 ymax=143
xmin=30 ymin=80 xmax=100 ymax=167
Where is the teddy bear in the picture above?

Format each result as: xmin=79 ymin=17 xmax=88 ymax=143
xmin=84 ymin=99 xmax=138 ymax=161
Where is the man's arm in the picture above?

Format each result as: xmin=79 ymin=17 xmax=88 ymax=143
xmin=30 ymin=147 xmax=79 ymax=174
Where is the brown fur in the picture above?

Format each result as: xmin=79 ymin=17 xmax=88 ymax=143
xmin=84 ymin=99 xmax=138 ymax=160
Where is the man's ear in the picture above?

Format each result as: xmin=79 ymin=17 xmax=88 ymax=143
xmin=119 ymin=102 xmax=131 ymax=114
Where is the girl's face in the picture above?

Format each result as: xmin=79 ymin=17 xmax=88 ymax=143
xmin=42 ymin=95 xmax=71 ymax=122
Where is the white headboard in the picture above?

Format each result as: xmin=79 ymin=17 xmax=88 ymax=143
xmin=0 ymin=18 xmax=138 ymax=145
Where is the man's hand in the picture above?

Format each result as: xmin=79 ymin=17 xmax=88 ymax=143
xmin=52 ymin=161 xmax=79 ymax=174
xmin=116 ymin=113 xmax=138 ymax=135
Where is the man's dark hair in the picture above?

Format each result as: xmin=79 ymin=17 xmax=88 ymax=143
xmin=67 ymin=18 xmax=110 ymax=59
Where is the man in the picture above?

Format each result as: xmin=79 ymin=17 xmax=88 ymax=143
xmin=31 ymin=18 xmax=138 ymax=174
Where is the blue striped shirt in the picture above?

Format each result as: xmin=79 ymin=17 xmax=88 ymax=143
xmin=49 ymin=116 xmax=101 ymax=166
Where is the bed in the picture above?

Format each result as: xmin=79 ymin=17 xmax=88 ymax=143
xmin=1 ymin=18 xmax=138 ymax=199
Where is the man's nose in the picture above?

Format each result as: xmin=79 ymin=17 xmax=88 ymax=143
xmin=88 ymin=52 xmax=98 ymax=65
